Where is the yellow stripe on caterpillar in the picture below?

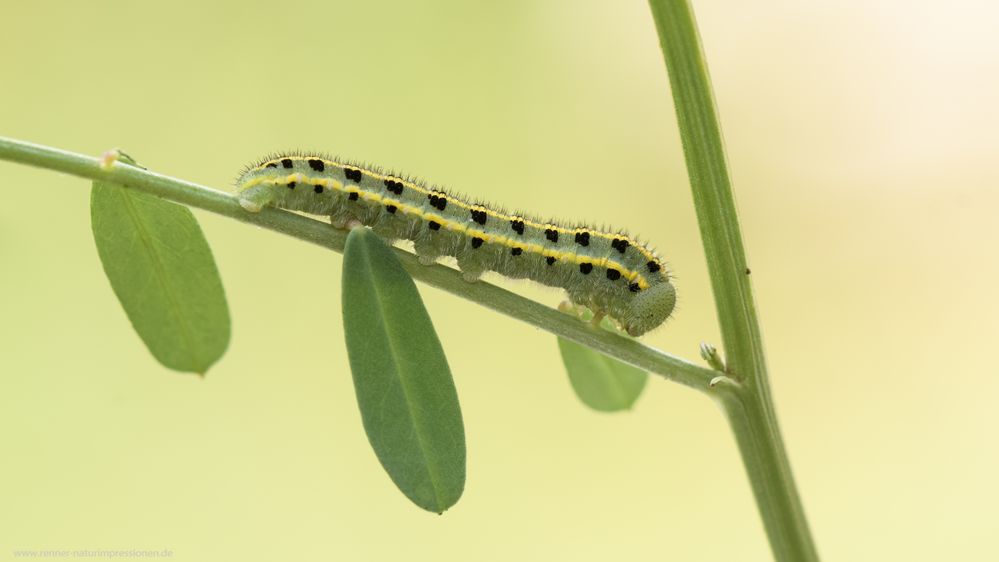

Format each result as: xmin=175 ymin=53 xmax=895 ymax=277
xmin=246 ymin=156 xmax=664 ymax=266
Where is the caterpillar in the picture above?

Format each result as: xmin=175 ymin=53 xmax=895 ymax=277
xmin=235 ymin=153 xmax=676 ymax=336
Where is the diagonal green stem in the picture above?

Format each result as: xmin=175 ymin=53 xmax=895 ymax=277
xmin=647 ymin=0 xmax=820 ymax=560
xmin=0 ymin=136 xmax=716 ymax=392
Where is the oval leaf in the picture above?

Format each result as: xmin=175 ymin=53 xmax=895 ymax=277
xmin=91 ymin=160 xmax=230 ymax=375
xmin=341 ymin=227 xmax=465 ymax=513
xmin=558 ymin=337 xmax=648 ymax=412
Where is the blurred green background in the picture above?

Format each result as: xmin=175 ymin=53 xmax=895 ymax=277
xmin=2 ymin=1 xmax=997 ymax=560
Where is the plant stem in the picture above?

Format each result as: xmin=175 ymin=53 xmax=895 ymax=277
xmin=0 ymin=136 xmax=716 ymax=392
xmin=647 ymin=0 xmax=820 ymax=560
xmin=714 ymin=382 xmax=818 ymax=562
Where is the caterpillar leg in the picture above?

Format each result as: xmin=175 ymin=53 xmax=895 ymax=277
xmin=558 ymin=301 xmax=624 ymax=334
xmin=330 ymin=206 xmax=363 ymax=230
xmin=558 ymin=301 xmax=589 ymax=320
xmin=589 ymin=310 xmax=606 ymax=328
xmin=413 ymin=238 xmax=442 ymax=266
xmin=455 ymin=252 xmax=487 ymax=283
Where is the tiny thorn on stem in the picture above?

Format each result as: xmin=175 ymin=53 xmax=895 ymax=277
xmin=708 ymin=375 xmax=737 ymax=389
xmin=700 ymin=342 xmax=726 ymax=372
xmin=99 ymin=149 xmax=120 ymax=170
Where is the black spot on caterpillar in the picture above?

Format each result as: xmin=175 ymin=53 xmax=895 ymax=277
xmin=345 ymin=168 xmax=363 ymax=183
xmin=428 ymin=193 xmax=447 ymax=211
xmin=236 ymin=153 xmax=676 ymax=336
xmin=385 ymin=179 xmax=404 ymax=195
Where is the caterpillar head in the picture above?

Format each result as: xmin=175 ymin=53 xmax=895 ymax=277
xmin=623 ymin=281 xmax=676 ymax=337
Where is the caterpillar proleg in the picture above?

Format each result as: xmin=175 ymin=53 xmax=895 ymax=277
xmin=236 ymin=154 xmax=676 ymax=336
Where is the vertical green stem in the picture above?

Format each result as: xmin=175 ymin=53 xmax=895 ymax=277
xmin=713 ymin=379 xmax=819 ymax=562
xmin=647 ymin=1 xmax=820 ymax=560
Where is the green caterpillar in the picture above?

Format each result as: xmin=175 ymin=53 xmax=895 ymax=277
xmin=236 ymin=153 xmax=676 ymax=336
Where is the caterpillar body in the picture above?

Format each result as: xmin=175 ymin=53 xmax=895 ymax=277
xmin=236 ymin=154 xmax=676 ymax=336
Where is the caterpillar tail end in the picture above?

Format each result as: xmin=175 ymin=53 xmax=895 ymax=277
xmin=237 ymin=183 xmax=277 ymax=213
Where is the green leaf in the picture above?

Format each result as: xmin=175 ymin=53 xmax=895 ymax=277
xmin=90 ymin=155 xmax=230 ymax=375
xmin=341 ymin=227 xmax=465 ymax=513
xmin=558 ymin=336 xmax=648 ymax=412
